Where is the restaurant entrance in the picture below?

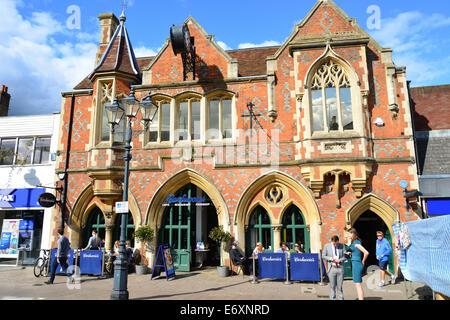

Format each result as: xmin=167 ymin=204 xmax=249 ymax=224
xmin=353 ymin=210 xmax=395 ymax=274
xmin=159 ymin=184 xmax=218 ymax=271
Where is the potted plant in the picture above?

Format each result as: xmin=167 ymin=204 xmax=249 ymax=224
xmin=208 ymin=226 xmax=231 ymax=277
xmin=134 ymin=225 xmax=154 ymax=275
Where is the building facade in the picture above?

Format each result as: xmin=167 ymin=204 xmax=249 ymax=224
xmin=0 ymin=113 xmax=60 ymax=265
xmin=410 ymin=85 xmax=450 ymax=217
xmin=53 ymin=0 xmax=421 ymax=271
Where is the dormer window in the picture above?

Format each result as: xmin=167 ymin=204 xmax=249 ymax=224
xmin=310 ymin=60 xmax=353 ymax=133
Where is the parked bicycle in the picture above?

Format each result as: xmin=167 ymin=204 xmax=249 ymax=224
xmin=33 ymin=249 xmax=50 ymax=278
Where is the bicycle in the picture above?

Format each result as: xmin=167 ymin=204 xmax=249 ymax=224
xmin=33 ymin=249 xmax=50 ymax=278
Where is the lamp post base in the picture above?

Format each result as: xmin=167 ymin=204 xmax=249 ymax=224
xmin=111 ymin=255 xmax=129 ymax=300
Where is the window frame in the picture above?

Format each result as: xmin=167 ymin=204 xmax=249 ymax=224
xmin=205 ymin=91 xmax=235 ymax=143
xmin=309 ymin=59 xmax=353 ymax=134
xmin=175 ymin=94 xmax=202 ymax=143
xmin=0 ymin=136 xmax=51 ymax=166
xmin=147 ymin=96 xmax=172 ymax=145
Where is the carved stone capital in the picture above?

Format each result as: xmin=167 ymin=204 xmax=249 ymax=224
xmin=271 ymin=224 xmax=283 ymax=232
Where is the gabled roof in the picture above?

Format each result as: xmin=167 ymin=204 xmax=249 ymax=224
xmin=88 ymin=12 xmax=141 ymax=81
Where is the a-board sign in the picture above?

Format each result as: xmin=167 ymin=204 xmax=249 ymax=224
xmin=151 ymin=244 xmax=175 ymax=281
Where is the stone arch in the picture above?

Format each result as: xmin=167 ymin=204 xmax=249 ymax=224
xmin=278 ymin=199 xmax=308 ymax=226
xmin=346 ymin=193 xmax=399 ymax=235
xmin=68 ymin=183 xmax=142 ymax=249
xmin=234 ymin=170 xmax=322 ymax=253
xmin=145 ymin=168 xmax=230 ymax=231
xmin=246 ymin=200 xmax=273 ymax=227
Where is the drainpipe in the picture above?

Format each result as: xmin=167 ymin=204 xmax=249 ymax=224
xmin=60 ymin=93 xmax=75 ymax=231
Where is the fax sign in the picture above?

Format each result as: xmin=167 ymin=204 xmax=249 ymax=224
xmin=115 ymin=201 xmax=129 ymax=214
xmin=0 ymin=195 xmax=15 ymax=202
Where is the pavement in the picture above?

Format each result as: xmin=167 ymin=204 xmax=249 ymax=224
xmin=0 ymin=265 xmax=432 ymax=301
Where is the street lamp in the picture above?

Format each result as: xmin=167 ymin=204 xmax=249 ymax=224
xmin=106 ymin=87 xmax=158 ymax=300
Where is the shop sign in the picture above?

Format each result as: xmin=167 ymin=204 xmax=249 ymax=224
xmin=0 ymin=188 xmax=46 ymax=209
xmin=163 ymin=195 xmax=210 ymax=207
xmin=38 ymin=193 xmax=57 ymax=208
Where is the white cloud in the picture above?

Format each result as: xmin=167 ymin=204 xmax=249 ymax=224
xmin=0 ymin=0 xmax=98 ymax=116
xmin=238 ymin=40 xmax=281 ymax=49
xmin=216 ymin=41 xmax=232 ymax=51
xmin=134 ymin=46 xmax=157 ymax=57
xmin=371 ymin=11 xmax=450 ymax=86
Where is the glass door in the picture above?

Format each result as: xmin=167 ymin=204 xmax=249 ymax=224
xmin=159 ymin=184 xmax=194 ymax=272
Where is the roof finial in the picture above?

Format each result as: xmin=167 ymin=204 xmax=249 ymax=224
xmin=120 ymin=0 xmax=127 ymax=23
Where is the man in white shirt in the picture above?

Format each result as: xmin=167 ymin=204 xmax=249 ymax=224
xmin=323 ymin=235 xmax=348 ymax=300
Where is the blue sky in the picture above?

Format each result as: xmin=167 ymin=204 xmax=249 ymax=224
xmin=1 ymin=0 xmax=450 ymax=115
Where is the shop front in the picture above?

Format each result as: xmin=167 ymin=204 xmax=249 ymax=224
xmin=0 ymin=188 xmax=48 ymax=265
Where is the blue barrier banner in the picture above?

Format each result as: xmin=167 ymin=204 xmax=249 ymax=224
xmin=258 ymin=253 xmax=286 ymax=279
xmin=290 ymin=253 xmax=321 ymax=281
xmin=80 ymin=250 xmax=103 ymax=275
xmin=51 ymin=249 xmax=74 ymax=274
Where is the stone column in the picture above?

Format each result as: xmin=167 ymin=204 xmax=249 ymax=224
xmin=272 ymin=224 xmax=283 ymax=252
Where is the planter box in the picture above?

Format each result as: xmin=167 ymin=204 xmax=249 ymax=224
xmin=217 ymin=266 xmax=230 ymax=277
xmin=136 ymin=264 xmax=148 ymax=275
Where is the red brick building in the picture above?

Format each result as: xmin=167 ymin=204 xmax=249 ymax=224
xmin=53 ymin=0 xmax=420 ymax=272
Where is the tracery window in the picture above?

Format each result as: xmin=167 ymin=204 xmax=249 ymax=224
xmin=310 ymin=60 xmax=353 ymax=132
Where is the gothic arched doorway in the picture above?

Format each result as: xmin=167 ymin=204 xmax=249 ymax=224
xmin=353 ymin=210 xmax=395 ymax=274
xmin=158 ymin=183 xmax=218 ymax=271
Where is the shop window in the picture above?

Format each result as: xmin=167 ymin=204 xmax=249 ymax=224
xmin=281 ymin=205 xmax=310 ymax=253
xmin=0 ymin=138 xmax=16 ymax=165
xmin=0 ymin=137 xmax=51 ymax=166
xmin=33 ymin=137 xmax=51 ymax=164
xmin=310 ymin=59 xmax=354 ymax=133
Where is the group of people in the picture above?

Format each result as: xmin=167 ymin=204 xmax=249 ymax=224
xmin=229 ymin=240 xmax=307 ymax=277
xmin=323 ymin=228 xmax=395 ymax=300
xmin=44 ymin=229 xmax=138 ymax=285
xmin=229 ymin=228 xmax=396 ymax=301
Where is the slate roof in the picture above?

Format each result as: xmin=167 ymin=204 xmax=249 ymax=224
xmin=73 ymin=46 xmax=279 ymax=90
xmin=88 ymin=13 xmax=141 ymax=81
xmin=411 ymin=85 xmax=450 ymax=177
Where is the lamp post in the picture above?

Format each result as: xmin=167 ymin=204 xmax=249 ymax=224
xmin=105 ymin=87 xmax=158 ymax=300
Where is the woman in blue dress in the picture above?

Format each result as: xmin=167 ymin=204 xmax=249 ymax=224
xmin=345 ymin=228 xmax=369 ymax=300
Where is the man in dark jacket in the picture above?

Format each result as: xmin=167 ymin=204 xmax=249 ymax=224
xmin=45 ymin=228 xmax=73 ymax=284
xmin=229 ymin=242 xmax=252 ymax=275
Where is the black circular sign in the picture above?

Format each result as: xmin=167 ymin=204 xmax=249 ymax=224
xmin=38 ymin=193 xmax=57 ymax=208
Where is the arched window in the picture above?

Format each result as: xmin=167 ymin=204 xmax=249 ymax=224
xmin=310 ymin=59 xmax=353 ymax=132
xmin=281 ymin=205 xmax=310 ymax=253
xmin=83 ymin=207 xmax=105 ymax=248
xmin=246 ymin=206 xmax=273 ymax=255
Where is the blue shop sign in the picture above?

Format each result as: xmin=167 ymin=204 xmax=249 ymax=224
xmin=0 ymin=188 xmax=46 ymax=209
xmin=427 ymin=199 xmax=450 ymax=215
